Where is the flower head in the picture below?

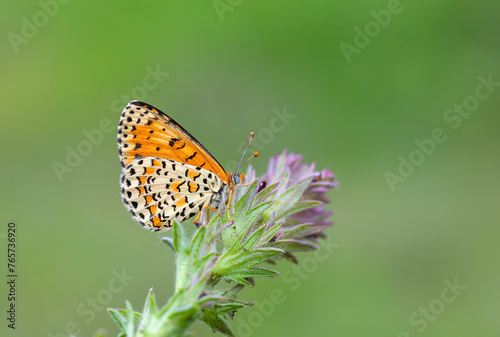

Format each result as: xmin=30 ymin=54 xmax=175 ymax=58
xmin=265 ymin=150 xmax=338 ymax=229
xmin=242 ymin=150 xmax=338 ymax=260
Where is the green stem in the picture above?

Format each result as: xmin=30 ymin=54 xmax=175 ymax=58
xmin=175 ymin=255 xmax=189 ymax=292
xmin=138 ymin=291 xmax=200 ymax=337
xmin=136 ymin=246 xmax=210 ymax=337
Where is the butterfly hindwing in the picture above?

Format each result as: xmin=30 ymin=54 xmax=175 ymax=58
xmin=120 ymin=157 xmax=225 ymax=231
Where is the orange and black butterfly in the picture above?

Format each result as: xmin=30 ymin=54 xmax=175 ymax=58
xmin=117 ymin=101 xmax=256 ymax=231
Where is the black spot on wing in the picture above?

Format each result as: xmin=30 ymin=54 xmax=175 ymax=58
xmin=169 ymin=137 xmax=181 ymax=147
xmin=175 ymin=181 xmax=186 ymax=192
xmin=186 ymin=152 xmax=197 ymax=162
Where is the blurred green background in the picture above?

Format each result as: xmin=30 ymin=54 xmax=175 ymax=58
xmin=1 ymin=0 xmax=499 ymax=336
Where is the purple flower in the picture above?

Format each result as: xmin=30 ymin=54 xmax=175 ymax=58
xmin=253 ymin=150 xmax=339 ymax=259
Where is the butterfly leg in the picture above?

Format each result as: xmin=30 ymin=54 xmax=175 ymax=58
xmin=226 ymin=187 xmax=235 ymax=222
xmin=239 ymin=173 xmax=255 ymax=187
xmin=204 ymin=206 xmax=217 ymax=222
xmin=193 ymin=205 xmax=217 ymax=223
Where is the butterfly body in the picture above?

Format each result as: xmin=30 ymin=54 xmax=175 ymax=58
xmin=118 ymin=101 xmax=240 ymax=231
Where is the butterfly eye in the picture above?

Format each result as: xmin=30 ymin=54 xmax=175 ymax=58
xmin=232 ymin=173 xmax=240 ymax=185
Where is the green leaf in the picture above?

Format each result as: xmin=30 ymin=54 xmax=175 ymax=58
xmin=196 ymin=252 xmax=216 ymax=270
xmin=259 ymin=219 xmax=284 ymax=244
xmin=211 ymin=300 xmax=252 ymax=313
xmin=232 ymin=181 xmax=256 ymax=218
xmin=271 ymin=239 xmax=317 ymax=252
xmin=222 ymin=182 xmax=273 ymax=248
xmin=222 ymin=283 xmax=246 ymax=298
xmin=136 ymin=289 xmax=157 ymax=336
xmin=157 ymin=290 xmax=182 ymax=317
xmin=279 ymin=223 xmax=312 ymax=239
xmin=169 ymin=303 xmax=199 ymax=321
xmin=235 ymin=267 xmax=280 ymax=278
xmin=252 ymin=182 xmax=279 ymax=205
xmin=202 ymin=311 xmax=235 ymax=337
xmin=221 ymin=183 xmax=255 ymax=246
xmin=282 ymin=200 xmax=322 ymax=218
xmin=214 ymin=246 xmax=283 ymax=284
xmin=245 ymin=201 xmax=274 ymax=227
xmin=220 ymin=248 xmax=283 ymax=272
xmin=190 ymin=225 xmax=206 ymax=260
xmin=172 ymin=220 xmax=188 ymax=254
xmin=275 ymin=169 xmax=290 ymax=195
xmin=125 ymin=301 xmax=136 ymax=337
xmin=223 ymin=275 xmax=254 ymax=287
xmin=294 ymin=225 xmax=330 ymax=238
xmin=143 ymin=288 xmax=158 ymax=317
xmin=223 ymin=200 xmax=274 ymax=248
xmin=107 ymin=308 xmax=127 ymax=334
xmin=283 ymin=251 xmax=299 ymax=264
xmin=242 ymin=224 xmax=266 ymax=250
xmin=161 ymin=236 xmax=175 ymax=252
xmin=263 ymin=177 xmax=311 ymax=221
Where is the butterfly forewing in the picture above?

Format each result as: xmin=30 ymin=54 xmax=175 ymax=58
xmin=118 ymin=101 xmax=230 ymax=231
xmin=118 ymin=100 xmax=229 ymax=183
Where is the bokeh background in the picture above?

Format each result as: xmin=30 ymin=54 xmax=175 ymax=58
xmin=1 ymin=1 xmax=499 ymax=336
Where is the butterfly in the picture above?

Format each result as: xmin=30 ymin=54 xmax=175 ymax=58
xmin=117 ymin=100 xmax=257 ymax=231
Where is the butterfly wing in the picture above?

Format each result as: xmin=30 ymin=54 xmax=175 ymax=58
xmin=118 ymin=100 xmax=229 ymax=183
xmin=120 ymin=157 xmax=225 ymax=231
xmin=118 ymin=101 xmax=229 ymax=231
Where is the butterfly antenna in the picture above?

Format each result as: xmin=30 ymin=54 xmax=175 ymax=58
xmin=240 ymin=150 xmax=259 ymax=169
xmin=235 ymin=132 xmax=259 ymax=174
